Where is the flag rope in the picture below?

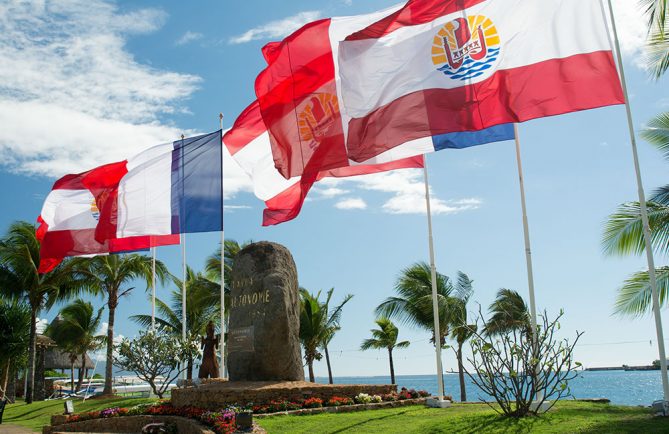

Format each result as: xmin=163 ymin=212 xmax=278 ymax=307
xmin=219 ymin=113 xmax=226 ymax=379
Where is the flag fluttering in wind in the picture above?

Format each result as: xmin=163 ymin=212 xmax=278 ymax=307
xmin=336 ymin=0 xmax=625 ymax=162
xmin=37 ymin=130 xmax=223 ymax=272
xmin=37 ymin=162 xmax=179 ymax=273
xmin=253 ymin=5 xmax=514 ymax=181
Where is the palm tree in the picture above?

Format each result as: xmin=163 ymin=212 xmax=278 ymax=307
xmin=484 ymin=289 xmax=531 ymax=336
xmin=132 ymin=267 xmax=219 ymax=379
xmin=205 ymin=239 xmax=252 ymax=288
xmin=299 ymin=288 xmax=345 ymax=383
xmin=602 ymin=114 xmax=669 ymax=316
xmin=69 ymin=254 xmax=168 ymax=396
xmin=375 ymin=262 xmax=458 ymax=348
xmin=643 ymin=0 xmax=669 ymax=79
xmin=0 ymin=299 xmax=31 ymax=400
xmin=320 ymin=289 xmax=353 ymax=384
xmin=46 ymin=300 xmax=104 ymax=392
xmin=0 ymin=221 xmax=81 ymax=403
xmin=360 ymin=317 xmax=410 ymax=385
xmin=450 ymin=272 xmax=476 ymax=402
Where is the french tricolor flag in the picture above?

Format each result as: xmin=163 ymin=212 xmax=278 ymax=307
xmin=37 ymin=131 xmax=223 ymax=272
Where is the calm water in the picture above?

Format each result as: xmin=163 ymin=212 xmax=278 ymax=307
xmin=317 ymin=370 xmax=664 ymax=406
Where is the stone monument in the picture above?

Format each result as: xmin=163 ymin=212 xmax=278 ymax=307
xmin=228 ymin=241 xmax=304 ymax=381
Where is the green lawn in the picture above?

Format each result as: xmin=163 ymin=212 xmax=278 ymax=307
xmin=5 ymin=398 xmax=669 ymax=433
xmin=256 ymin=401 xmax=669 ymax=434
xmin=3 ymin=397 xmax=157 ymax=432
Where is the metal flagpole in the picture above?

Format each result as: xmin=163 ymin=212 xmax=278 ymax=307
xmin=512 ymin=124 xmax=543 ymax=405
xmin=180 ymin=134 xmax=187 ymax=380
xmin=422 ymin=157 xmax=446 ymax=402
xmin=151 ymin=247 xmax=156 ymax=330
xmin=606 ymin=0 xmax=669 ymax=404
xmin=219 ymin=113 xmax=226 ymax=378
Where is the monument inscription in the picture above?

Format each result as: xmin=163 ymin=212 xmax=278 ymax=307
xmin=228 ymin=241 xmax=304 ymax=381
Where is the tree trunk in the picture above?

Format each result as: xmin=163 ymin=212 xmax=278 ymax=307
xmin=26 ymin=307 xmax=37 ymax=404
xmin=187 ymin=355 xmax=193 ymax=381
xmin=388 ymin=348 xmax=396 ymax=385
xmin=0 ymin=358 xmax=9 ymax=400
xmin=70 ymin=360 xmax=75 ymax=394
xmin=324 ymin=344 xmax=333 ymax=384
xmin=457 ymin=341 xmax=466 ymax=402
xmin=7 ymin=368 xmax=16 ymax=402
xmin=307 ymin=359 xmax=315 ymax=383
xmin=76 ymin=354 xmax=86 ymax=392
xmin=103 ymin=294 xmax=117 ymax=396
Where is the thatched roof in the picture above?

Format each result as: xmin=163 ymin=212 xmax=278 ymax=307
xmin=44 ymin=348 xmax=95 ymax=370
xmin=36 ymin=334 xmax=55 ymax=348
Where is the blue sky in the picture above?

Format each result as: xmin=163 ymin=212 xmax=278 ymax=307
xmin=1 ymin=0 xmax=669 ymax=381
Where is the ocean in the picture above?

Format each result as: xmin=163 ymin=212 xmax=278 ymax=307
xmin=316 ymin=370 xmax=664 ymax=406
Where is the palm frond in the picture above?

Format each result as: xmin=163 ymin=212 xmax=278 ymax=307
xmin=602 ymin=201 xmax=669 ymax=257
xmin=614 ymin=266 xmax=669 ymax=317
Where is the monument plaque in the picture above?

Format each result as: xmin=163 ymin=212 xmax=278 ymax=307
xmin=228 ymin=241 xmax=304 ymax=381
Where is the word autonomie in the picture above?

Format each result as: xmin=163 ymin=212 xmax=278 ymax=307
xmin=230 ymin=289 xmax=271 ymax=309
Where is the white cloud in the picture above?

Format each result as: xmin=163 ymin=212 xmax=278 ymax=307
xmin=229 ymin=11 xmax=322 ymax=44
xmin=0 ymin=0 xmax=200 ymax=177
xmin=318 ymin=169 xmax=482 ymax=215
xmin=610 ymin=0 xmax=649 ymax=68
xmin=175 ymin=31 xmax=203 ymax=46
xmin=36 ymin=317 xmax=48 ymax=335
xmin=335 ymin=197 xmax=367 ymax=210
xmin=313 ymin=186 xmax=350 ymax=198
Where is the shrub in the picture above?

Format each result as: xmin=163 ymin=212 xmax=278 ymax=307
xmin=354 ymin=393 xmax=372 ymax=404
xmin=417 ymin=390 xmax=430 ymax=398
xmin=303 ymin=397 xmax=323 ymax=408
xmin=381 ymin=393 xmax=398 ymax=402
xmin=371 ymin=395 xmax=383 ymax=403
xmin=327 ymin=396 xmax=354 ymax=406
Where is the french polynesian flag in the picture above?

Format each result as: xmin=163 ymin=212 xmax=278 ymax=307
xmin=338 ymin=0 xmax=625 ymax=162
xmin=254 ymin=5 xmax=514 ymax=181
xmin=37 ymin=131 xmax=223 ymax=272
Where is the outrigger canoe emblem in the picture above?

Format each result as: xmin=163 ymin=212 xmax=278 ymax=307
xmin=432 ymin=15 xmax=502 ymax=81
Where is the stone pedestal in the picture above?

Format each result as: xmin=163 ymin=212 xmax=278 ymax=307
xmin=228 ymin=242 xmax=303 ymax=382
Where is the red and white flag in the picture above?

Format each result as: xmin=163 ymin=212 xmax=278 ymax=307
xmin=337 ymin=0 xmax=626 ymax=162
xmin=223 ymin=100 xmax=424 ymax=226
xmin=37 ymin=161 xmax=179 ymax=273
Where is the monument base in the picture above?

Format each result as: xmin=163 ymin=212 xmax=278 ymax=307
xmin=171 ymin=380 xmax=397 ymax=409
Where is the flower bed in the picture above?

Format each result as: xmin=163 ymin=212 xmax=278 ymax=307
xmin=54 ymin=389 xmax=431 ymax=433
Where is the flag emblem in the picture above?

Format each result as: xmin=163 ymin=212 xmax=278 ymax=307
xmin=90 ymin=199 xmax=100 ymax=221
xmin=431 ymin=15 xmax=501 ymax=81
xmin=298 ymin=93 xmax=339 ymax=150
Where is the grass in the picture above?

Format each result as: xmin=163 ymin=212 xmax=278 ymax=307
xmin=5 ymin=398 xmax=669 ymax=433
xmin=256 ymin=401 xmax=669 ymax=434
xmin=3 ymin=396 xmax=157 ymax=432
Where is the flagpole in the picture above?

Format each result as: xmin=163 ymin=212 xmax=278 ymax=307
xmin=512 ymin=124 xmax=543 ymax=405
xmin=219 ymin=113 xmax=226 ymax=379
xmin=180 ymin=133 xmax=188 ymax=381
xmin=606 ymin=0 xmax=669 ymax=405
xmin=422 ymin=157 xmax=446 ymax=403
xmin=151 ymin=246 xmax=156 ymax=330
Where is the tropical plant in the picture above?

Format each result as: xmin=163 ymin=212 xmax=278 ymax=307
xmin=46 ymin=299 xmax=105 ymax=392
xmin=0 ymin=299 xmax=31 ymax=400
xmin=0 ymin=221 xmax=82 ymax=403
xmin=205 ymin=239 xmax=252 ymax=289
xmin=465 ymin=309 xmax=583 ymax=418
xmin=483 ymin=288 xmax=531 ymax=336
xmin=299 ymin=288 xmax=351 ymax=383
xmin=449 ymin=272 xmax=476 ymax=402
xmin=321 ymin=289 xmax=353 ymax=384
xmin=360 ymin=317 xmax=410 ymax=385
xmin=131 ymin=266 xmax=219 ymax=380
xmin=376 ymin=262 xmax=464 ymax=348
xmin=643 ymin=0 xmax=669 ymax=79
xmin=113 ymin=330 xmax=197 ymax=398
xmin=69 ymin=254 xmax=169 ymax=396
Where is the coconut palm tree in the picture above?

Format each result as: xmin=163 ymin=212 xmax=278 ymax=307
xmin=643 ymin=0 xmax=669 ymax=79
xmin=0 ymin=221 xmax=82 ymax=403
xmin=450 ymin=272 xmax=476 ymax=402
xmin=484 ymin=288 xmax=531 ymax=336
xmin=69 ymin=254 xmax=168 ymax=396
xmin=602 ymin=114 xmax=669 ymax=316
xmin=321 ymin=289 xmax=353 ymax=384
xmin=0 ymin=299 xmax=31 ymax=400
xmin=205 ymin=240 xmax=252 ymax=289
xmin=360 ymin=318 xmax=410 ymax=385
xmin=375 ymin=262 xmax=460 ymax=348
xmin=46 ymin=300 xmax=105 ymax=392
xmin=131 ymin=267 xmax=220 ymax=379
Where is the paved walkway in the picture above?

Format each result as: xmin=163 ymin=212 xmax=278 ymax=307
xmin=0 ymin=424 xmax=37 ymax=433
